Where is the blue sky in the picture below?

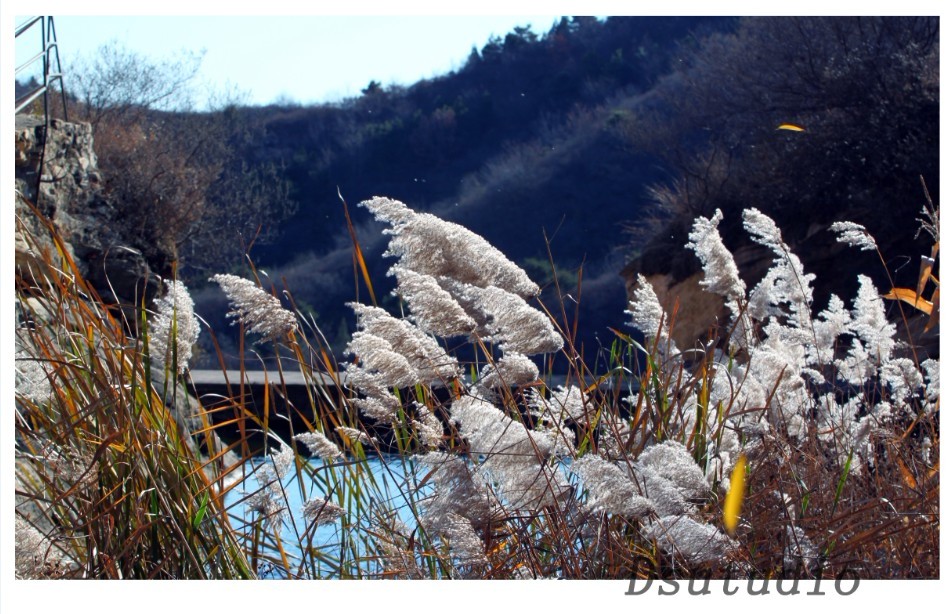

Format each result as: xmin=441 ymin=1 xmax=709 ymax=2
xmin=15 ymin=13 xmax=564 ymax=107
xmin=14 ymin=2 xmax=938 ymax=108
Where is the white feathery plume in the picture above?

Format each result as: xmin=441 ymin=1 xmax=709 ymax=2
xmin=360 ymin=196 xmax=540 ymax=298
xmin=335 ymin=426 xmax=374 ymax=445
xmin=746 ymin=337 xmax=811 ymax=439
xmin=354 ymin=395 xmax=399 ymax=424
xmin=626 ymin=274 xmax=678 ymax=356
xmin=549 ymin=385 xmax=589 ymax=423
xmin=921 ymin=359 xmax=939 ymax=405
xmin=539 ymin=422 xmax=577 ymax=459
xmin=452 ymin=283 xmax=563 ymax=355
xmin=571 ymin=454 xmax=654 ymax=517
xmin=634 ymin=441 xmax=710 ymax=515
xmin=478 ymin=353 xmax=539 ymax=389
xmin=834 ymin=276 xmax=897 ymax=386
xmin=835 ymin=338 xmax=879 ymax=387
xmin=359 ymin=195 xmax=415 ymax=225
xmin=412 ymin=403 xmax=445 ymax=449
xmin=244 ymin=440 xmax=294 ymax=532
xmin=816 ymin=394 xmax=893 ymax=474
xmin=743 ymin=208 xmax=815 ymax=329
xmin=344 ymin=364 xmax=403 ymax=423
xmin=685 ymin=209 xmax=747 ymax=305
xmin=376 ymin=520 xmax=426 ymax=579
xmin=450 ymin=394 xmax=569 ymax=510
xmin=415 ymin=451 xmax=496 ymax=525
xmin=302 ymin=498 xmax=345 ymax=526
xmin=685 ymin=209 xmax=751 ymax=348
xmin=391 ymin=266 xmax=476 ymax=337
xmin=848 ymin=275 xmax=896 ymax=362
xmin=149 ymin=279 xmax=200 ymax=374
xmin=346 ymin=331 xmax=419 ymax=389
xmin=643 ymin=515 xmax=734 ymax=565
xmin=269 ymin=440 xmax=295 ymax=480
xmin=597 ymin=414 xmax=639 ymax=461
xmin=742 ymin=206 xmax=785 ymax=250
xmin=422 ymin=512 xmax=488 ymax=571
xmin=816 ymin=393 xmax=861 ymax=447
xmin=812 ymin=294 xmax=851 ymax=365
xmin=520 ymin=388 xmax=578 ymax=457
xmin=451 ymin=395 xmax=552 ymax=460
xmin=636 ymin=441 xmax=709 ymax=496
xmin=294 ymin=431 xmax=343 ymax=461
xmin=210 ymin=274 xmax=297 ymax=341
xmin=708 ymin=360 xmax=767 ymax=425
xmin=348 ymin=302 xmax=460 ymax=383
xmin=880 ymin=357 xmax=924 ymax=405
xmin=830 ymin=221 xmax=878 ymax=251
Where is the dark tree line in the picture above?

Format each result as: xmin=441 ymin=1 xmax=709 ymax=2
xmin=626 ymin=17 xmax=939 ymax=306
xmin=247 ymin=17 xmax=729 ymax=267
xmin=45 ymin=41 xmax=296 ymax=280
xmin=31 ymin=17 xmax=936 ymax=366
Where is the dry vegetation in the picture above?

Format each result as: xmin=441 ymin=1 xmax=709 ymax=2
xmin=14 ymin=189 xmax=938 ymax=579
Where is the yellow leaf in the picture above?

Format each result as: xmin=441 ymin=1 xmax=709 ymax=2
xmin=925 ymin=286 xmax=940 ymax=332
xmin=777 ymin=123 xmax=805 ymax=132
xmin=917 ymin=256 xmax=935 ymax=298
xmin=883 ymin=287 xmax=933 ymax=315
xmin=340 ymin=188 xmax=377 ymax=306
xmin=724 ymin=454 xmax=747 ymax=535
xmin=584 ymin=372 xmax=613 ymax=395
xmin=896 ymin=456 xmax=918 ymax=490
xmin=927 ymin=460 xmax=939 ymax=482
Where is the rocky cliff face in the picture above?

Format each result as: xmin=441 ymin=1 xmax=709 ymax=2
xmin=15 ymin=116 xmax=170 ymax=319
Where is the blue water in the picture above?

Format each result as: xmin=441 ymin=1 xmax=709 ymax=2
xmin=223 ymin=454 xmax=426 ymax=578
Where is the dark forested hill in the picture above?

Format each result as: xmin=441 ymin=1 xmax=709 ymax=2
xmin=159 ymin=16 xmax=935 ymax=368
xmin=622 ymin=16 xmax=939 ymax=353
xmin=190 ymin=17 xmax=735 ymax=366
xmin=245 ymin=17 xmax=729 ymax=261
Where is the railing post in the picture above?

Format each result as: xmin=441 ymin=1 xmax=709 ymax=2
xmin=15 ymin=16 xmax=68 ymax=120
xmin=49 ymin=17 xmax=69 ymax=121
xmin=16 ymin=16 xmax=70 ymax=205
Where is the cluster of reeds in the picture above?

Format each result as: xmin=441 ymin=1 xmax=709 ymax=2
xmin=14 ymin=203 xmax=252 ymax=579
xmin=14 ymin=191 xmax=938 ymax=579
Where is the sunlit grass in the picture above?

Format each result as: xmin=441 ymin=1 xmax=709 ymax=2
xmin=14 ymin=192 xmax=939 ymax=580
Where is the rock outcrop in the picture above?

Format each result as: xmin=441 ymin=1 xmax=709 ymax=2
xmin=15 ymin=116 xmax=167 ymax=318
xmin=14 ymin=114 xmax=238 ymax=484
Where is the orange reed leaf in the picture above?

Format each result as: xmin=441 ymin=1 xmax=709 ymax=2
xmin=883 ymin=287 xmax=933 ymax=315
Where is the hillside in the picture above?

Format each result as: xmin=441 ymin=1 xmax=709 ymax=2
xmin=41 ymin=16 xmax=937 ymax=368
xmin=190 ymin=16 xmax=735 ymax=365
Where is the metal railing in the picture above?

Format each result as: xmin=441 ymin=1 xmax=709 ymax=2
xmin=15 ymin=15 xmax=69 ymax=121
